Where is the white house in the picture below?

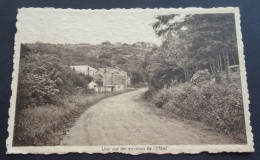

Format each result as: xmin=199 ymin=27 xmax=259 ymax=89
xmin=95 ymin=66 xmax=128 ymax=91
xmin=88 ymin=81 xmax=99 ymax=92
xmin=71 ymin=65 xmax=130 ymax=93
xmin=70 ymin=65 xmax=97 ymax=76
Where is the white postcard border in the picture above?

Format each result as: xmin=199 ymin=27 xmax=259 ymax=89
xmin=6 ymin=7 xmax=254 ymax=154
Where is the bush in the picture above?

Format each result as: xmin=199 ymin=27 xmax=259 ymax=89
xmin=190 ymin=69 xmax=211 ymax=86
xmin=16 ymin=45 xmax=92 ymax=109
xmin=16 ymin=54 xmax=60 ymax=108
xmin=148 ymin=71 xmax=246 ymax=143
xmin=142 ymin=89 xmax=155 ymax=100
xmin=117 ymin=57 xmax=126 ymax=64
xmin=82 ymin=88 xmax=95 ymax=94
xmin=99 ymin=53 xmax=112 ymax=59
xmin=131 ymin=71 xmax=144 ymax=85
xmin=151 ymin=88 xmax=171 ymax=108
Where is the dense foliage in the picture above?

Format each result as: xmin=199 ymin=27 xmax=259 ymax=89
xmin=16 ymin=44 xmax=93 ymax=109
xmin=145 ymin=14 xmax=239 ymax=89
xmin=143 ymin=13 xmax=246 ymax=142
xmin=24 ymin=41 xmax=154 ymax=85
xmin=17 ymin=41 xmax=153 ymax=109
xmin=146 ymin=71 xmax=246 ymax=142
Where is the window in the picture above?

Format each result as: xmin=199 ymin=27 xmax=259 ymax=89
xmin=118 ymin=86 xmax=120 ymax=89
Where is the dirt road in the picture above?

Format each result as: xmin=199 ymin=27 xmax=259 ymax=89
xmin=61 ymin=88 xmax=234 ymax=145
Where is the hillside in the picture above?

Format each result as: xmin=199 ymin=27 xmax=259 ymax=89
xmin=24 ymin=42 xmax=156 ymax=82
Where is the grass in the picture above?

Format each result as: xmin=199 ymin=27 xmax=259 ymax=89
xmin=13 ymin=89 xmax=134 ymax=146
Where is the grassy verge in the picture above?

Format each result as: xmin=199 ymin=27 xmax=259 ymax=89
xmin=13 ymin=89 xmax=135 ymax=146
xmin=143 ymin=72 xmax=247 ymax=144
xmin=138 ymin=97 xmax=240 ymax=144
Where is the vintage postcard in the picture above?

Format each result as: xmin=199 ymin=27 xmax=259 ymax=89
xmin=7 ymin=7 xmax=254 ymax=154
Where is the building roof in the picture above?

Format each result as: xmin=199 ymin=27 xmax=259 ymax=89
xmin=93 ymin=74 xmax=103 ymax=81
xmin=97 ymin=66 xmax=127 ymax=75
xmin=88 ymin=81 xmax=97 ymax=85
xmin=70 ymin=65 xmax=97 ymax=71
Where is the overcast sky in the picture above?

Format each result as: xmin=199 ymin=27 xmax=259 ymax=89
xmin=17 ymin=8 xmax=235 ymax=46
xmin=16 ymin=8 xmax=170 ymax=45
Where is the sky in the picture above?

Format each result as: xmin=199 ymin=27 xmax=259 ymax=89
xmin=16 ymin=9 xmax=161 ymax=45
xmin=16 ymin=8 xmax=238 ymax=46
xmin=16 ymin=8 xmax=190 ymax=46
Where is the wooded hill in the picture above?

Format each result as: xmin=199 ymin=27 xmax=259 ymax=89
xmin=23 ymin=42 xmax=156 ymax=84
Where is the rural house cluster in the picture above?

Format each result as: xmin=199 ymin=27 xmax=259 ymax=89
xmin=70 ymin=65 xmax=131 ymax=92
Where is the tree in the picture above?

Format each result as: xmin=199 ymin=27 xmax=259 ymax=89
xmin=151 ymin=13 xmax=238 ymax=84
xmin=102 ymin=41 xmax=111 ymax=45
xmin=131 ymin=71 xmax=144 ymax=85
xmin=144 ymin=41 xmax=187 ymax=89
xmin=117 ymin=57 xmax=126 ymax=64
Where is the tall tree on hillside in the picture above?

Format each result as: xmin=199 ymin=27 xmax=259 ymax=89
xmin=144 ymin=38 xmax=187 ymax=89
xmin=152 ymin=13 xmax=238 ymax=83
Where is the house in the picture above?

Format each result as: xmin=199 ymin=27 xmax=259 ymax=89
xmin=94 ymin=66 xmax=128 ymax=92
xmin=133 ymin=42 xmax=155 ymax=48
xmin=70 ymin=65 xmax=97 ymax=76
xmin=71 ymin=64 xmax=130 ymax=92
xmin=89 ymin=74 xmax=104 ymax=92
xmin=127 ymin=76 xmax=131 ymax=86
xmin=88 ymin=81 xmax=99 ymax=92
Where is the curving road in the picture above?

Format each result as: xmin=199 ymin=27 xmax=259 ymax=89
xmin=61 ymin=88 xmax=234 ymax=145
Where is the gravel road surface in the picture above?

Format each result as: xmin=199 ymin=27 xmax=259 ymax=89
xmin=61 ymin=88 xmax=234 ymax=145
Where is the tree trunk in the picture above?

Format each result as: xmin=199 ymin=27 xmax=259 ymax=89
xmin=214 ymin=56 xmax=220 ymax=73
xmin=223 ymin=49 xmax=231 ymax=83
xmin=218 ymin=53 xmax=222 ymax=72
xmin=209 ymin=64 xmax=214 ymax=74
xmin=212 ymin=62 xmax=216 ymax=76
xmin=214 ymin=56 xmax=223 ymax=83
xmin=231 ymin=53 xmax=237 ymax=65
xmin=183 ymin=68 xmax=188 ymax=82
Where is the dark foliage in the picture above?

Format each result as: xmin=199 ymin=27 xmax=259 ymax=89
xmin=146 ymin=14 xmax=239 ymax=90
xmin=145 ymin=70 xmax=246 ymax=143
xmin=16 ymin=44 xmax=93 ymax=110
xmin=143 ymin=13 xmax=246 ymax=143
xmin=131 ymin=71 xmax=144 ymax=85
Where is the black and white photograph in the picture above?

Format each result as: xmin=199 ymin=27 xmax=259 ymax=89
xmin=7 ymin=8 xmax=253 ymax=154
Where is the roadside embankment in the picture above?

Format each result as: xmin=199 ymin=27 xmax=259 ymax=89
xmin=13 ymin=89 xmax=135 ymax=146
xmin=142 ymin=71 xmax=247 ymax=144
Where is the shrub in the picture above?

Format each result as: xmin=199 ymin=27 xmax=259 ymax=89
xmin=151 ymin=88 xmax=172 ymax=108
xmin=148 ymin=71 xmax=246 ymax=143
xmin=82 ymin=88 xmax=95 ymax=94
xmin=16 ymin=54 xmax=60 ymax=108
xmin=16 ymin=46 xmax=92 ymax=109
xmin=190 ymin=69 xmax=211 ymax=86
xmin=142 ymin=89 xmax=155 ymax=100
xmin=99 ymin=53 xmax=112 ymax=59
xmin=117 ymin=57 xmax=126 ymax=64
